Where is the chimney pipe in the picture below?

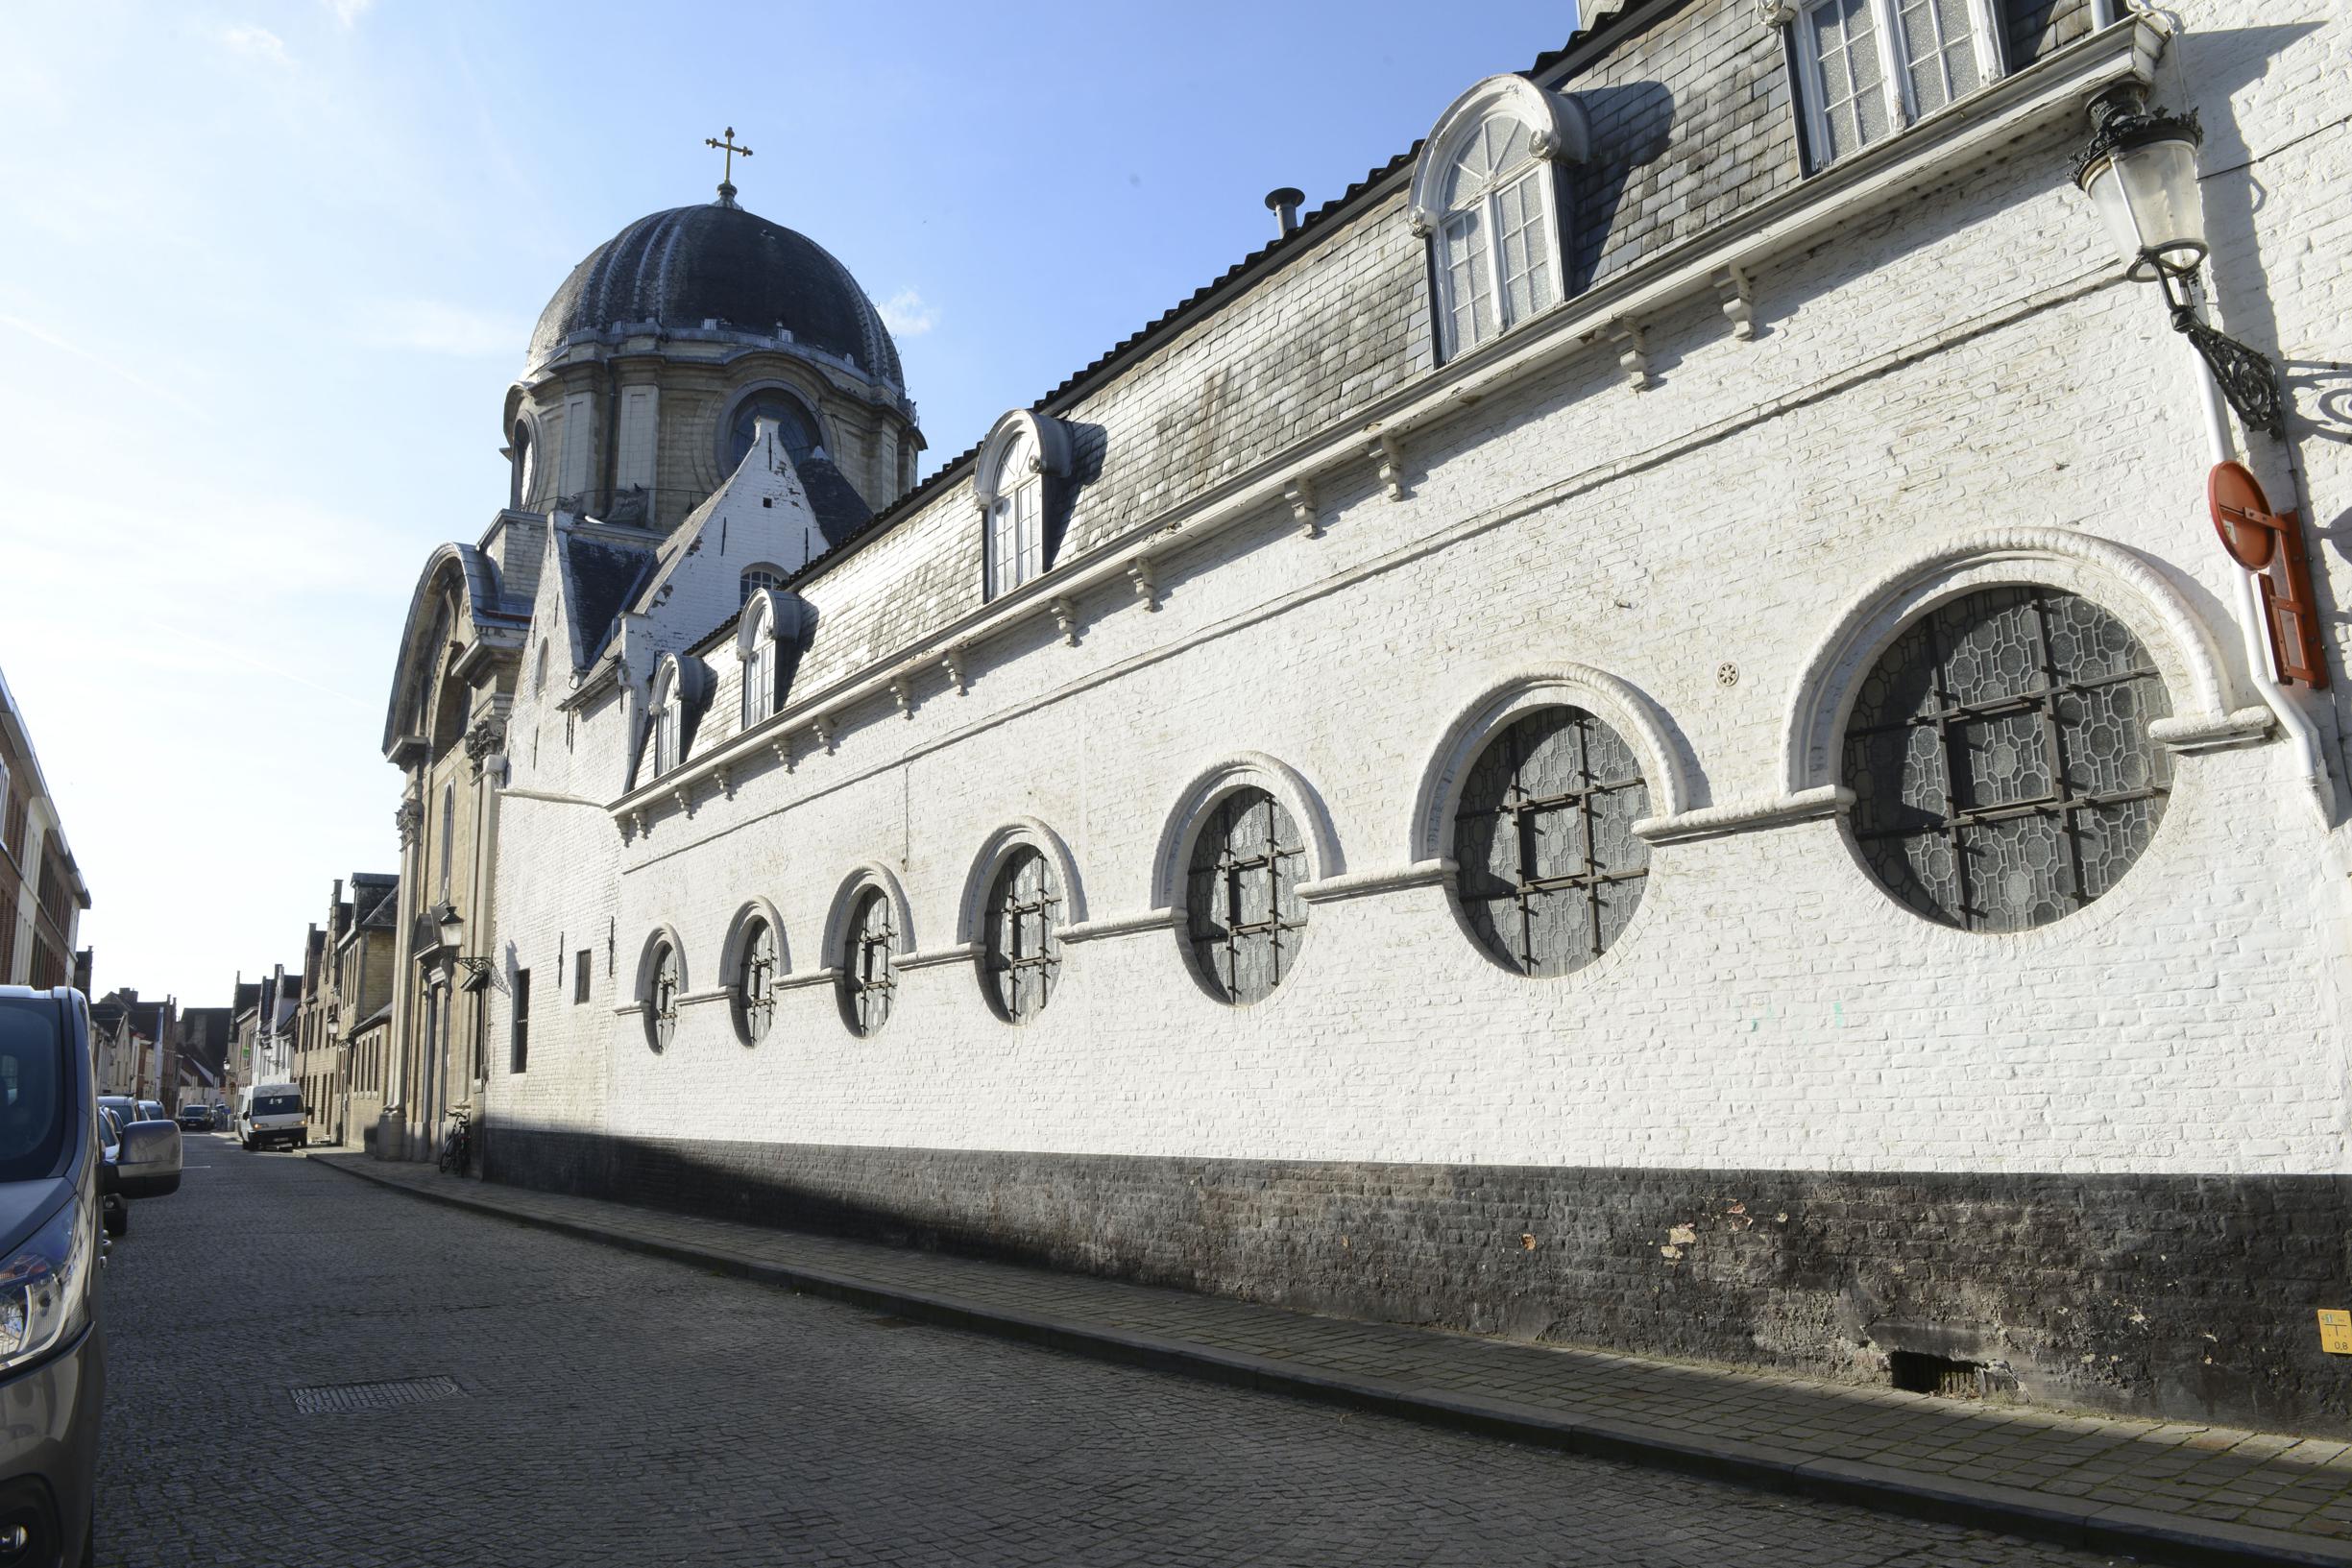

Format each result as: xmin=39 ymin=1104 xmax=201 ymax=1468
xmin=1264 ymin=186 xmax=1305 ymax=238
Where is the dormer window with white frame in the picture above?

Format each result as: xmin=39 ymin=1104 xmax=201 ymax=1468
xmin=1409 ymin=75 xmax=1589 ymax=364
xmin=975 ymin=410 xmax=1074 ymax=602
xmin=1789 ymin=0 xmax=2007 ymax=168
xmin=738 ymin=588 xmax=804 ymax=730
xmin=648 ymin=663 xmax=680 ymax=779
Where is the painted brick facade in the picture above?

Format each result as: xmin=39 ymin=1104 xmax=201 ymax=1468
xmin=428 ymin=0 xmax=2352 ymax=1430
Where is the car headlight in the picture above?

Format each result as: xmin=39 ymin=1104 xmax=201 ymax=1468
xmin=0 ymin=1197 xmax=91 ymax=1375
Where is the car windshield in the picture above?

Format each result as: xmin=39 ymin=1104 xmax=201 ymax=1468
xmin=255 ymin=1094 xmax=300 ymax=1116
xmin=0 ymin=999 xmax=69 ymax=1183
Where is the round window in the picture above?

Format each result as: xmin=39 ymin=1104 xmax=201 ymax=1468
xmin=838 ymin=888 xmax=896 ymax=1037
xmin=733 ymin=917 xmax=777 ymax=1046
xmin=1184 ymin=787 xmax=1306 ymax=1004
xmin=982 ymin=848 xmax=1061 ymax=1023
xmin=1842 ymin=585 xmax=2172 ymax=930
xmin=1452 ymin=706 xmax=1651 ymax=976
xmin=645 ymin=941 xmax=679 ymax=1052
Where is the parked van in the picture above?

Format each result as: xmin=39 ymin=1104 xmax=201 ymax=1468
xmin=237 ymin=1083 xmax=305 ymax=1152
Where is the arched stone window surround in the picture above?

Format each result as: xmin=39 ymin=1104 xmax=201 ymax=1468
xmin=957 ymin=819 xmax=1086 ymax=1025
xmin=1781 ymin=526 xmax=2241 ymax=799
xmin=629 ymin=924 xmax=689 ymax=1052
xmin=1406 ymin=74 xmax=1590 ymax=362
xmin=713 ymin=379 xmax=828 ymax=475
xmin=1150 ymin=753 xmax=1343 ymax=913
xmin=1408 ymin=665 xmax=1693 ymax=864
xmin=974 ymin=409 xmax=1074 ymax=601
xmin=508 ymin=408 xmax=542 ymax=512
xmin=717 ymin=898 xmax=789 ymax=1047
xmin=957 ymin=819 xmax=1089 ymax=945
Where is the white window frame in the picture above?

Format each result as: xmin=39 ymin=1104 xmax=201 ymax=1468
xmin=741 ymin=596 xmax=778 ymax=728
xmin=1792 ymin=0 xmax=2007 ymax=169
xmin=1407 ymin=77 xmax=1588 ymax=366
xmin=973 ymin=410 xmax=1074 ymax=603
xmin=648 ymin=667 xmax=677 ymax=778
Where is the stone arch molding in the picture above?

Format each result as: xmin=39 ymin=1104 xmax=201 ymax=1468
xmin=1781 ymin=525 xmax=2241 ymax=795
xmin=1409 ymin=664 xmax=1696 ymax=862
xmin=957 ymin=819 xmax=1089 ymax=947
xmin=717 ymin=897 xmax=791 ymax=988
xmin=1406 ymin=74 xmax=1591 ymax=235
xmin=629 ymin=922 xmax=690 ymax=1011
xmin=973 ymin=409 xmax=1074 ymax=509
xmin=1150 ymin=752 xmax=1344 ymax=912
xmin=819 ymin=863 xmax=917 ymax=965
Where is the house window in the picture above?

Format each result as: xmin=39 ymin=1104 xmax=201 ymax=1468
xmin=511 ymin=969 xmax=529 ymax=1073
xmin=1794 ymin=0 xmax=2002 ymax=166
xmin=645 ymin=941 xmax=679 ymax=1051
xmin=1842 ymin=586 xmax=2171 ymax=930
xmin=648 ymin=668 xmax=678 ymax=778
xmin=839 ymin=888 xmax=896 ymax=1037
xmin=1433 ymin=118 xmax=1559 ymax=358
xmin=740 ymin=566 xmax=786 ymax=607
xmin=982 ymin=848 xmax=1060 ymax=1023
xmin=573 ymin=950 xmax=592 ymax=1004
xmin=1453 ymin=708 xmax=1651 ymax=977
xmin=743 ymin=617 xmax=777 ymax=727
xmin=1185 ymin=787 xmax=1307 ymax=1005
xmin=985 ymin=428 xmax=1044 ymax=599
xmin=510 ymin=420 xmax=536 ymax=511
xmin=733 ymin=917 xmax=777 ymax=1046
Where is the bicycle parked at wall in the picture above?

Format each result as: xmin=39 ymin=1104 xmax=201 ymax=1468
xmin=437 ymin=1103 xmax=473 ymax=1176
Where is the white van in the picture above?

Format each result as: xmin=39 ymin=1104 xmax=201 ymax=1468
xmin=238 ymin=1082 xmax=306 ymax=1151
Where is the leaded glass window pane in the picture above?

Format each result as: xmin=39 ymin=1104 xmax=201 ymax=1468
xmin=735 ymin=918 xmax=777 ymax=1046
xmin=984 ymin=848 xmax=1061 ymax=1023
xmin=1806 ymin=0 xmax=1888 ymax=161
xmin=1899 ymin=0 xmax=1981 ymax=116
xmin=648 ymin=943 xmax=678 ymax=1051
xmin=1493 ymin=168 xmax=1557 ymax=327
xmin=840 ymin=889 xmax=896 ymax=1036
xmin=1451 ymin=707 xmax=1652 ymax=977
xmin=1841 ymin=586 xmax=2172 ymax=931
xmin=1186 ymin=787 xmax=1307 ymax=1004
xmin=1436 ymin=113 xmax=1552 ymax=360
xmin=744 ymin=637 xmax=776 ymax=727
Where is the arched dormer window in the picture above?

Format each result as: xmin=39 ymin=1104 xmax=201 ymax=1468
xmin=737 ymin=589 xmax=807 ymax=730
xmin=740 ymin=564 xmax=787 ymax=606
xmin=975 ymin=410 xmax=1073 ymax=601
xmin=648 ymin=663 xmax=680 ymax=779
xmin=1408 ymin=76 xmax=1589 ymax=363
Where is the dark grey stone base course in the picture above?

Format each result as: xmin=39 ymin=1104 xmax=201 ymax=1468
xmin=314 ymin=1154 xmax=2352 ymax=1568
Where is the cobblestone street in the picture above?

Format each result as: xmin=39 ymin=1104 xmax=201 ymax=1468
xmin=87 ymin=1140 xmax=2131 ymax=1567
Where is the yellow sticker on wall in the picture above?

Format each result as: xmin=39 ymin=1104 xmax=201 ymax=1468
xmin=2318 ymin=1310 xmax=2352 ymax=1355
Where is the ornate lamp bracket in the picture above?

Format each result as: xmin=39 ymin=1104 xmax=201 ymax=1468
xmin=2164 ymin=283 xmax=2285 ymax=440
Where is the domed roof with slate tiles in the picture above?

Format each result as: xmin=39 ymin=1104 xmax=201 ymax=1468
xmin=527 ymin=198 xmax=903 ymax=389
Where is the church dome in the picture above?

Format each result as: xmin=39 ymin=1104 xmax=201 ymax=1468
xmin=526 ymin=200 xmax=903 ymax=389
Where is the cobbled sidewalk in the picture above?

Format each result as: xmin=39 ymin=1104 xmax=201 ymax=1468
xmin=312 ymin=1154 xmax=2352 ymax=1567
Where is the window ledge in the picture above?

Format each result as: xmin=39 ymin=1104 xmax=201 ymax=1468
xmin=899 ymin=943 xmax=981 ymax=971
xmin=1296 ymin=860 xmax=1453 ymax=905
xmin=2149 ymin=707 xmax=2274 ymax=754
xmin=772 ymin=965 xmax=844 ymax=993
xmin=1636 ymin=786 xmax=1854 ymax=846
xmin=1059 ymin=909 xmax=1178 ymax=946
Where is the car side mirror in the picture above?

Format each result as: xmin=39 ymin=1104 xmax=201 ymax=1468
xmin=118 ymin=1121 xmax=182 ymax=1199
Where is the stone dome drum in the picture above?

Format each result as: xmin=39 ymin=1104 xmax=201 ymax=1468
xmin=527 ymin=202 xmax=904 ymax=389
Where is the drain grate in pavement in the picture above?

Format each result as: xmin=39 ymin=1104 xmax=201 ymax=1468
xmin=290 ymin=1376 xmax=464 ymax=1415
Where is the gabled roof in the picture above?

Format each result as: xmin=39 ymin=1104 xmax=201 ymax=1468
xmin=563 ymin=532 xmax=658 ymax=671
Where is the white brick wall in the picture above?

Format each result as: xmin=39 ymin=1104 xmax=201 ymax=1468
xmin=480 ymin=0 xmax=2352 ymax=1181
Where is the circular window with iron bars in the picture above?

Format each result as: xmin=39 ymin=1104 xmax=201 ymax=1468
xmin=644 ymin=939 xmax=680 ymax=1052
xmin=732 ymin=916 xmax=778 ymax=1046
xmin=837 ymin=888 xmax=897 ymax=1037
xmin=1841 ymin=585 xmax=2172 ymax=930
xmin=1184 ymin=787 xmax=1307 ymax=1005
xmin=981 ymin=847 xmax=1061 ymax=1023
xmin=1451 ymin=706 xmax=1651 ymax=977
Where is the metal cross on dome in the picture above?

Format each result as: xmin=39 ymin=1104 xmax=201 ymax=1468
xmin=706 ymin=126 xmax=754 ymax=206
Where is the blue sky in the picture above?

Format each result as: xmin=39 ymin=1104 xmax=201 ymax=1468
xmin=0 ymin=1 xmax=1578 ymax=1005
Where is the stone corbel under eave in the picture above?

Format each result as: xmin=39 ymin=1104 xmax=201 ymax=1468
xmin=1051 ymin=596 xmax=1080 ymax=646
xmin=812 ymin=713 xmax=838 ymax=754
xmin=942 ymin=646 xmax=968 ymax=695
xmin=1286 ymin=474 xmax=1321 ymax=538
xmin=1367 ymin=432 xmax=1406 ymax=501
xmin=891 ymin=674 xmax=915 ymax=720
xmin=1609 ymin=320 xmax=1654 ymax=389
xmin=1128 ymin=557 xmax=1161 ymax=612
xmin=1713 ymin=263 xmax=1758 ymax=340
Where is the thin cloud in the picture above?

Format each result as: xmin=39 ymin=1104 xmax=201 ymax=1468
xmin=879 ymin=288 xmax=936 ymax=338
xmin=325 ymin=0 xmax=376 ymax=26
xmin=218 ymin=23 xmax=294 ymax=66
xmin=358 ymin=298 xmax=530 ymax=358
xmin=0 ymin=313 xmax=208 ymax=416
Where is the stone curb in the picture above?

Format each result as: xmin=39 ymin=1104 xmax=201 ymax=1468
xmin=305 ymin=1155 xmax=2352 ymax=1568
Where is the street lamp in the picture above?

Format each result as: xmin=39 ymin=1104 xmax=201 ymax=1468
xmin=2072 ymin=85 xmax=2283 ymax=438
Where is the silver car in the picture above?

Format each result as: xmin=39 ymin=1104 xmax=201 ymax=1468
xmin=0 ymin=986 xmax=181 ymax=1566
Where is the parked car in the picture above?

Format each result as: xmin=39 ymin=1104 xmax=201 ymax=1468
xmin=134 ymin=1100 xmax=165 ymax=1126
xmin=96 ymin=1110 xmax=125 ymax=1239
xmin=174 ymin=1105 xmax=210 ymax=1133
xmin=236 ymin=1084 xmax=305 ymax=1152
xmin=209 ymin=1105 xmax=230 ymax=1132
xmin=0 ymin=984 xmax=182 ymax=1567
xmin=95 ymin=1098 xmax=139 ymax=1137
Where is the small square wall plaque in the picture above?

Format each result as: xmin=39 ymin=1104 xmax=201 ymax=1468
xmin=2318 ymin=1310 xmax=2352 ymax=1355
